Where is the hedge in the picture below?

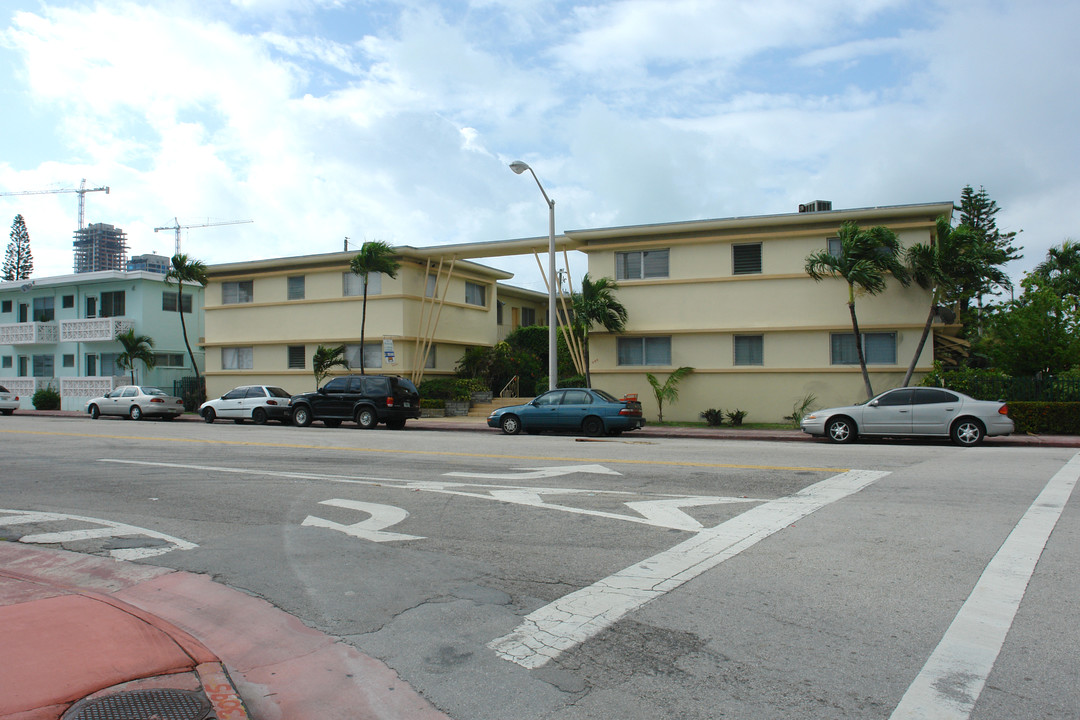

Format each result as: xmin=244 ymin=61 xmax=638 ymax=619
xmin=1006 ymin=402 xmax=1080 ymax=435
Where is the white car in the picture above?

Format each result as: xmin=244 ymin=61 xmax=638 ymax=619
xmin=800 ymin=387 xmax=1014 ymax=446
xmin=0 ymin=385 xmax=19 ymax=415
xmin=200 ymin=385 xmax=293 ymax=424
xmin=86 ymin=386 xmax=185 ymax=420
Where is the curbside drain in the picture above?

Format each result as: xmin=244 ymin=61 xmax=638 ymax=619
xmin=63 ymin=689 xmax=211 ymax=720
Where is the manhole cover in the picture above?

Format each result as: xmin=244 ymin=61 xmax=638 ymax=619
xmin=63 ymin=689 xmax=211 ymax=720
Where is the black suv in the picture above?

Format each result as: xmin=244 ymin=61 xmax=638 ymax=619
xmin=289 ymin=375 xmax=421 ymax=429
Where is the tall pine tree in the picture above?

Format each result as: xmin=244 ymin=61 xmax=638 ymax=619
xmin=3 ymin=214 xmax=33 ymax=281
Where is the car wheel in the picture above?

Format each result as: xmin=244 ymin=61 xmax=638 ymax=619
xmin=129 ymin=405 xmax=143 ymax=421
xmin=500 ymin=414 xmax=522 ymax=435
xmin=292 ymin=405 xmax=312 ymax=427
xmin=951 ymin=418 xmax=985 ymax=447
xmin=0 ymin=409 xmax=12 ymax=416
xmin=324 ymin=418 xmax=343 ymax=428
xmin=826 ymin=416 xmax=855 ymax=443
xmin=89 ymin=404 xmax=100 ymax=420
xmin=355 ymin=408 xmax=377 ymax=429
xmin=202 ymin=408 xmax=216 ymax=423
xmin=386 ymin=419 xmax=406 ymax=430
xmin=252 ymin=408 xmax=268 ymax=425
xmin=581 ymin=416 xmax=605 ymax=437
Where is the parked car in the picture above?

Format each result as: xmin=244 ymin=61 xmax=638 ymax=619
xmin=288 ymin=375 xmax=421 ymax=429
xmin=0 ymin=385 xmax=19 ymax=415
xmin=487 ymin=388 xmax=646 ymax=436
xmin=200 ymin=385 xmax=293 ymax=424
xmin=800 ymin=387 xmax=1014 ymax=446
xmin=86 ymin=386 xmax=185 ymax=420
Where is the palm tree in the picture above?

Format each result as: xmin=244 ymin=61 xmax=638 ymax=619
xmin=646 ymin=366 xmax=693 ymax=423
xmin=349 ymin=241 xmax=400 ymax=374
xmin=313 ymin=344 xmax=349 ymax=389
xmin=901 ymin=218 xmax=996 ymax=386
xmin=1032 ymin=240 xmax=1080 ymax=312
xmin=165 ymin=254 xmax=208 ymax=378
xmin=572 ymin=274 xmax=628 ymax=386
xmin=115 ymin=328 xmax=156 ymax=385
xmin=805 ymin=221 xmax=910 ymax=399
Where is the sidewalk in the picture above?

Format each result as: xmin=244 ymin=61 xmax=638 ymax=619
xmin=0 ymin=543 xmax=450 ymax=720
xmin=16 ymin=408 xmax=1080 ymax=447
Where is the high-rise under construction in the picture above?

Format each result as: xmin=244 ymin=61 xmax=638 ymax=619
xmin=73 ymin=223 xmax=128 ymax=273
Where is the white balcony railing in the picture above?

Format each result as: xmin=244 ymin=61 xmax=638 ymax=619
xmin=59 ymin=317 xmax=134 ymax=343
xmin=61 ymin=375 xmax=123 ymax=399
xmin=0 ymin=322 xmax=59 ymax=345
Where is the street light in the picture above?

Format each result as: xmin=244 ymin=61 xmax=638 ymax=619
xmin=510 ymin=160 xmax=558 ymax=391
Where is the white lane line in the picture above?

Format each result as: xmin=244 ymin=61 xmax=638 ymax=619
xmin=489 ymin=469 xmax=888 ymax=669
xmin=890 ymin=452 xmax=1080 ymax=720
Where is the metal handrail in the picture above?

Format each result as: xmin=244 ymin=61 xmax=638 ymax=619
xmin=499 ymin=375 xmax=519 ymax=398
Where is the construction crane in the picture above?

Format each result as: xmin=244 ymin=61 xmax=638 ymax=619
xmin=0 ymin=178 xmax=110 ymax=229
xmin=154 ymin=217 xmax=254 ymax=256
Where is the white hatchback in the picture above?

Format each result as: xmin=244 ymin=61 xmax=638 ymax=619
xmin=0 ymin=385 xmax=19 ymax=415
xmin=200 ymin=385 xmax=293 ymax=424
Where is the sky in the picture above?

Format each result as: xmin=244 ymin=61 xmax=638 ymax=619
xmin=1 ymin=0 xmax=1077 ymax=294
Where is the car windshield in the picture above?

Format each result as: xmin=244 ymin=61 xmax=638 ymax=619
xmin=592 ymin=389 xmax=619 ymax=403
xmin=140 ymin=387 xmax=167 ymax=396
xmin=0 ymin=385 xmax=8 ymax=393
xmin=268 ymin=387 xmax=291 ymax=398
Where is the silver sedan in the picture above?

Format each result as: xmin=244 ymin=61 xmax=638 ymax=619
xmin=800 ymin=387 xmax=1014 ymax=446
xmin=86 ymin=386 xmax=185 ymax=420
xmin=0 ymin=385 xmax=19 ymax=415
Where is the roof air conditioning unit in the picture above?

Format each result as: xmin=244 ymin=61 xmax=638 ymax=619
xmin=798 ymin=200 xmax=833 ymax=213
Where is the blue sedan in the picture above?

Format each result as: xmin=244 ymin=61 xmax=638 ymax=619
xmin=487 ymin=388 xmax=645 ymax=436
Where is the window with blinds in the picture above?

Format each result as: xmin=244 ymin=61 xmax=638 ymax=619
xmin=732 ymin=243 xmax=762 ymax=275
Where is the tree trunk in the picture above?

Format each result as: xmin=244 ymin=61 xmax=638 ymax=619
xmin=360 ymin=284 xmax=368 ymax=375
xmin=849 ymin=301 xmax=874 ymax=399
xmin=902 ymin=303 xmax=937 ymax=387
xmin=583 ymin=329 xmax=592 ymax=387
xmin=178 ymin=279 xmax=199 ymax=379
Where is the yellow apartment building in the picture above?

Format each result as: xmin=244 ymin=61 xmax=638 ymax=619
xmin=568 ymin=201 xmax=954 ymax=421
xmin=201 ymin=201 xmax=953 ymax=421
xmin=202 ymin=245 xmax=548 ymax=399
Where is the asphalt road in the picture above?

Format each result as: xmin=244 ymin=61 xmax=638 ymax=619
xmin=2 ymin=414 xmax=1078 ymax=720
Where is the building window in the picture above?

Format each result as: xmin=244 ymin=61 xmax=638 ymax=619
xmin=345 ymin=342 xmax=381 ymax=369
xmin=733 ymin=335 xmax=764 ymax=366
xmin=1 ymin=300 xmax=11 ymax=313
xmin=287 ymin=275 xmax=305 ymax=300
xmin=732 ymin=243 xmax=762 ymax=275
xmin=100 ymin=353 xmax=121 ymax=376
xmin=153 ymin=353 xmax=185 ymax=367
xmin=827 ymin=236 xmax=842 ymax=257
xmin=162 ymin=292 xmax=192 ymax=313
xmin=521 ymin=307 xmax=536 ymax=326
xmin=32 ymin=354 xmax=54 ymax=377
xmin=617 ymin=336 xmax=672 ymax=366
xmin=62 ymin=295 xmax=74 ymax=309
xmin=616 ymin=249 xmax=669 ymax=280
xmin=62 ymin=354 xmax=75 ymax=368
xmin=497 ymin=301 xmax=505 ymax=325
xmin=32 ymin=297 xmax=54 ymax=322
xmin=100 ymin=291 xmax=126 ymax=317
xmin=831 ymin=332 xmax=897 ymax=365
xmin=343 ymin=272 xmax=381 ymax=297
xmin=465 ymin=281 xmax=486 ymax=307
xmin=2 ymin=356 xmax=12 ymax=369
xmin=423 ymin=345 xmax=436 ymax=369
xmin=426 ymin=275 xmax=439 ymax=298
xmin=287 ymin=345 xmax=306 ymax=369
xmin=222 ymin=281 xmax=254 ymax=304
xmin=222 ymin=347 xmax=254 ymax=370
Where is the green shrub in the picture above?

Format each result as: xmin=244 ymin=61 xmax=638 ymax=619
xmin=725 ymin=409 xmax=748 ymax=426
xmin=32 ymin=386 xmax=61 ymax=410
xmin=918 ymin=363 xmax=1012 ymax=400
xmin=419 ymin=398 xmax=446 ymax=409
xmin=1006 ymin=402 xmax=1080 ymax=435
xmin=700 ymin=409 xmax=725 ymax=426
xmin=558 ymin=374 xmax=586 ymax=389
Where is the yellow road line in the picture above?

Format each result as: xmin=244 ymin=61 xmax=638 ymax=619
xmin=0 ymin=428 xmax=849 ymax=473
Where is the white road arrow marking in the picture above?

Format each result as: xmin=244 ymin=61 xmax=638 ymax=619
xmin=445 ymin=464 xmax=622 ymax=480
xmin=624 ymin=497 xmax=757 ymax=531
xmin=302 ymin=499 xmax=425 ymax=543
xmin=0 ymin=508 xmax=197 ymax=560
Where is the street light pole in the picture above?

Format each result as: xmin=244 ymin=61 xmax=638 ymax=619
xmin=509 ymin=160 xmax=558 ymax=391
